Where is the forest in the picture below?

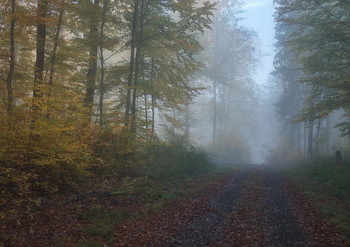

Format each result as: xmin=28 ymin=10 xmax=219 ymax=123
xmin=0 ymin=0 xmax=257 ymax=211
xmin=1 ymin=0 xmax=350 ymax=246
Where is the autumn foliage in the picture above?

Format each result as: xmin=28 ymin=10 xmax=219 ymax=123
xmin=0 ymin=0 xmax=216 ymax=219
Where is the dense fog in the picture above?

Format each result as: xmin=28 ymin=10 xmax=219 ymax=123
xmin=172 ymin=0 xmax=350 ymax=165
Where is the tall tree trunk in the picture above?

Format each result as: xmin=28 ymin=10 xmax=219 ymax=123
xmin=6 ymin=0 xmax=16 ymax=117
xmin=33 ymin=0 xmax=48 ymax=99
xmin=31 ymin=0 xmax=48 ymax=130
xmin=84 ymin=0 xmax=100 ymax=116
xmin=184 ymin=99 xmax=190 ymax=141
xmin=297 ymin=123 xmax=302 ymax=156
xmin=99 ymin=0 xmax=108 ymax=127
xmin=303 ymin=123 xmax=307 ymax=158
xmin=150 ymin=57 xmax=155 ymax=139
xmin=326 ymin=115 xmax=331 ymax=155
xmin=212 ymin=80 xmax=217 ymax=144
xmin=47 ymin=4 xmax=64 ymax=118
xmin=151 ymin=94 xmax=155 ymax=138
xmin=144 ymin=93 xmax=148 ymax=137
xmin=48 ymin=5 xmax=64 ymax=89
xmin=125 ymin=0 xmax=139 ymax=127
xmin=131 ymin=0 xmax=150 ymax=132
xmin=315 ymin=120 xmax=322 ymax=157
xmin=307 ymin=120 xmax=314 ymax=159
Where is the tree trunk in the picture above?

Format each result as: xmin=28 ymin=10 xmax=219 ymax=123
xmin=48 ymin=5 xmax=64 ymax=89
xmin=150 ymin=57 xmax=155 ymax=139
xmin=303 ymin=123 xmax=307 ymax=158
xmin=297 ymin=123 xmax=302 ymax=156
xmin=326 ymin=115 xmax=331 ymax=155
xmin=131 ymin=0 xmax=150 ymax=132
xmin=47 ymin=4 xmax=64 ymax=118
xmin=185 ymin=99 xmax=190 ymax=141
xmin=99 ymin=0 xmax=108 ymax=127
xmin=307 ymin=120 xmax=314 ymax=159
xmin=84 ymin=0 xmax=100 ymax=115
xmin=125 ymin=0 xmax=139 ymax=127
xmin=31 ymin=0 xmax=48 ymax=130
xmin=6 ymin=0 xmax=16 ymax=117
xmin=144 ymin=93 xmax=148 ymax=137
xmin=315 ymin=120 xmax=322 ymax=157
xmin=212 ymin=80 xmax=217 ymax=144
xmin=33 ymin=0 xmax=48 ymax=99
xmin=151 ymin=94 xmax=155 ymax=139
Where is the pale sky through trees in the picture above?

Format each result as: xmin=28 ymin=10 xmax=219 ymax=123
xmin=239 ymin=0 xmax=277 ymax=163
xmin=240 ymin=0 xmax=275 ymax=92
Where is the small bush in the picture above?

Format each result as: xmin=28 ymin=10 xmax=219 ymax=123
xmin=208 ymin=131 xmax=251 ymax=165
xmin=85 ymin=208 xmax=129 ymax=237
xmin=264 ymin=138 xmax=303 ymax=165
xmin=295 ymin=162 xmax=350 ymax=201
xmin=144 ymin=139 xmax=214 ymax=183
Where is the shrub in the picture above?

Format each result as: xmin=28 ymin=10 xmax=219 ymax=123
xmin=144 ymin=139 xmax=214 ymax=183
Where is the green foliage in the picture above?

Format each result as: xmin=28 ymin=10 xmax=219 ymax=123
xmin=78 ymin=240 xmax=100 ymax=247
xmin=287 ymin=162 xmax=350 ymax=238
xmin=0 ymin=0 xmax=217 ymax=220
xmin=144 ymin=139 xmax=214 ymax=183
xmin=275 ymin=0 xmax=350 ymax=134
xmin=293 ymin=162 xmax=350 ymax=201
xmin=0 ymin=93 xmax=94 ymax=210
xmin=84 ymin=208 xmax=129 ymax=237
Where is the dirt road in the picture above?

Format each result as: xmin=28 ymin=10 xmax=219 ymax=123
xmin=113 ymin=166 xmax=349 ymax=246
xmin=2 ymin=166 xmax=348 ymax=246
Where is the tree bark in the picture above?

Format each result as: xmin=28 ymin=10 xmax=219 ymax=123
xmin=31 ymin=0 xmax=48 ymax=131
xmin=99 ymin=0 xmax=108 ymax=127
xmin=185 ymin=99 xmax=190 ymax=141
xmin=47 ymin=4 xmax=64 ymax=118
xmin=48 ymin=5 xmax=64 ymax=89
xmin=151 ymin=94 xmax=155 ymax=138
xmin=144 ymin=93 xmax=148 ymax=137
xmin=303 ymin=123 xmax=307 ymax=158
xmin=307 ymin=120 xmax=314 ymax=159
xmin=315 ymin=120 xmax=322 ymax=157
xmin=131 ymin=0 xmax=150 ymax=132
xmin=6 ymin=0 xmax=16 ymax=116
xmin=150 ymin=57 xmax=155 ymax=139
xmin=326 ymin=115 xmax=331 ymax=155
xmin=212 ymin=80 xmax=217 ymax=144
xmin=297 ymin=123 xmax=302 ymax=156
xmin=84 ymin=0 xmax=100 ymax=115
xmin=125 ymin=0 xmax=139 ymax=127
xmin=33 ymin=0 xmax=48 ymax=99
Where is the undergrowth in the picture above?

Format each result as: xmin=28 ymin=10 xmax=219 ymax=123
xmin=73 ymin=138 xmax=218 ymax=246
xmin=286 ymin=161 xmax=350 ymax=239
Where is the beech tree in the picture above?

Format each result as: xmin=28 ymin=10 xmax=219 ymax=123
xmin=0 ymin=0 xmax=217 ymax=203
xmin=275 ymin=0 xmax=350 ymax=137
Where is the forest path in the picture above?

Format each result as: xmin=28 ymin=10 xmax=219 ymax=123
xmin=3 ymin=166 xmax=348 ymax=247
xmin=113 ymin=166 xmax=348 ymax=247
xmin=163 ymin=166 xmax=307 ymax=247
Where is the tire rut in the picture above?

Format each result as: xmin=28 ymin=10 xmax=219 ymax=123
xmin=167 ymin=166 xmax=312 ymax=247
xmin=164 ymin=168 xmax=252 ymax=247
xmin=263 ymin=168 xmax=308 ymax=247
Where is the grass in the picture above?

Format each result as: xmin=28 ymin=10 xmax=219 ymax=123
xmin=78 ymin=208 xmax=129 ymax=246
xmin=84 ymin=208 xmax=129 ymax=237
xmin=78 ymin=240 xmax=100 ymax=247
xmin=286 ymin=161 xmax=350 ymax=240
xmin=78 ymin=166 xmax=236 ymax=246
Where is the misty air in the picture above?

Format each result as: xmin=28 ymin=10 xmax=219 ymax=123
xmin=1 ymin=0 xmax=350 ymax=246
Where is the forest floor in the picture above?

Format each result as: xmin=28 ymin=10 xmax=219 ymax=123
xmin=1 ymin=165 xmax=350 ymax=247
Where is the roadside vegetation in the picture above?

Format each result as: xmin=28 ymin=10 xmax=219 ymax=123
xmin=286 ymin=160 xmax=350 ymax=241
xmin=1 ymin=136 xmax=237 ymax=246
